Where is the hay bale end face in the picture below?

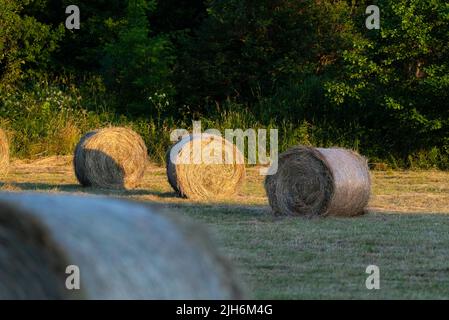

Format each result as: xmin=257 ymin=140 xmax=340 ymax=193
xmin=0 ymin=129 xmax=9 ymax=178
xmin=265 ymin=146 xmax=371 ymax=217
xmin=167 ymin=134 xmax=245 ymax=200
xmin=0 ymin=192 xmax=244 ymax=299
xmin=74 ymin=127 xmax=147 ymax=190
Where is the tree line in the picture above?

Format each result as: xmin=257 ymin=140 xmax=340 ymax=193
xmin=0 ymin=0 xmax=448 ymax=168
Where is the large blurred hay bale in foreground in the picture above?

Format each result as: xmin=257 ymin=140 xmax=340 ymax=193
xmin=167 ymin=133 xmax=245 ymax=200
xmin=265 ymin=146 xmax=371 ymax=217
xmin=0 ymin=129 xmax=9 ymax=178
xmin=74 ymin=127 xmax=147 ymax=190
xmin=0 ymin=192 xmax=244 ymax=299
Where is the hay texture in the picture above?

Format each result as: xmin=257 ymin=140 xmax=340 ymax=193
xmin=0 ymin=129 xmax=9 ymax=178
xmin=74 ymin=127 xmax=147 ymax=190
xmin=0 ymin=192 xmax=244 ymax=299
xmin=167 ymin=133 xmax=245 ymax=200
xmin=265 ymin=146 xmax=371 ymax=217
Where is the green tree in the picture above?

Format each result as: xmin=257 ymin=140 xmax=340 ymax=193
xmin=174 ymin=0 xmax=356 ymax=112
xmin=102 ymin=0 xmax=174 ymax=115
xmin=325 ymin=0 xmax=449 ymax=159
xmin=0 ymin=0 xmax=63 ymax=93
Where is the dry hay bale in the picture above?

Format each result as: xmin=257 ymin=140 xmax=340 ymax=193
xmin=0 ymin=192 xmax=244 ymax=299
xmin=74 ymin=130 xmax=97 ymax=186
xmin=166 ymin=133 xmax=245 ymax=200
xmin=74 ymin=127 xmax=147 ymax=190
xmin=265 ymin=146 xmax=371 ymax=217
xmin=0 ymin=129 xmax=9 ymax=178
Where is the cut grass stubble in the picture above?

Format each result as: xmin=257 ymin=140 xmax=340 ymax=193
xmin=1 ymin=157 xmax=449 ymax=299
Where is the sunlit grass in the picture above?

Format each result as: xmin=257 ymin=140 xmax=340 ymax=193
xmin=1 ymin=157 xmax=449 ymax=298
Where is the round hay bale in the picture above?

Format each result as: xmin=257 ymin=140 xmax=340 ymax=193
xmin=0 ymin=192 xmax=244 ymax=299
xmin=265 ymin=146 xmax=371 ymax=217
xmin=74 ymin=127 xmax=147 ymax=190
xmin=73 ymin=130 xmax=97 ymax=187
xmin=166 ymin=133 xmax=245 ymax=200
xmin=0 ymin=129 xmax=9 ymax=178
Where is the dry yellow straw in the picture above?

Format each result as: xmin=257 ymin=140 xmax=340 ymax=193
xmin=0 ymin=128 xmax=9 ymax=178
xmin=265 ymin=146 xmax=371 ymax=217
xmin=167 ymin=133 xmax=245 ymax=200
xmin=74 ymin=127 xmax=147 ymax=190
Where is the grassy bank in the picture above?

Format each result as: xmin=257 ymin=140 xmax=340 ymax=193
xmin=1 ymin=81 xmax=448 ymax=169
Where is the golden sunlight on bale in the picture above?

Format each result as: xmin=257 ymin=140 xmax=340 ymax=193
xmin=0 ymin=129 xmax=9 ymax=178
xmin=74 ymin=127 xmax=147 ymax=190
xmin=166 ymin=133 xmax=245 ymax=200
xmin=265 ymin=146 xmax=371 ymax=217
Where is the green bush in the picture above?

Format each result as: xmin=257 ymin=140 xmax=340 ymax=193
xmin=101 ymin=0 xmax=175 ymax=115
xmin=0 ymin=80 xmax=111 ymax=157
xmin=0 ymin=0 xmax=64 ymax=93
xmin=325 ymin=0 xmax=449 ymax=164
xmin=0 ymin=79 xmax=178 ymax=163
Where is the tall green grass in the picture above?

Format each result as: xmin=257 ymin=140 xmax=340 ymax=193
xmin=1 ymin=80 xmax=447 ymax=169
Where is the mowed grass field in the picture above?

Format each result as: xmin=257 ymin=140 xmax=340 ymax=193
xmin=2 ymin=156 xmax=449 ymax=299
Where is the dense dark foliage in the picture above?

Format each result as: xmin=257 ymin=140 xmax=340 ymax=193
xmin=0 ymin=0 xmax=448 ymax=168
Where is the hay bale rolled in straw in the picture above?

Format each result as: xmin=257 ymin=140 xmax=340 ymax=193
xmin=265 ymin=146 xmax=371 ymax=217
xmin=74 ymin=130 xmax=97 ymax=186
xmin=0 ymin=129 xmax=9 ymax=178
xmin=74 ymin=127 xmax=147 ymax=190
xmin=0 ymin=192 xmax=244 ymax=299
xmin=167 ymin=133 xmax=245 ymax=200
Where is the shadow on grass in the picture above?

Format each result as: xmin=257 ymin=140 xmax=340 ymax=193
xmin=1 ymin=183 xmax=447 ymax=218
xmin=0 ymin=182 xmax=177 ymax=198
xmin=0 ymin=181 xmax=271 ymax=218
